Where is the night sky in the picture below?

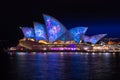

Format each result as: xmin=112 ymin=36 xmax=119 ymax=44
xmin=0 ymin=0 xmax=120 ymax=40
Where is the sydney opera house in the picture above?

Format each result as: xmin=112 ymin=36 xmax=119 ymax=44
xmin=10 ymin=14 xmax=109 ymax=52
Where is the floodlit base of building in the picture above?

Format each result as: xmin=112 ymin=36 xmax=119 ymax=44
xmin=8 ymin=49 xmax=120 ymax=53
xmin=7 ymin=39 xmax=120 ymax=53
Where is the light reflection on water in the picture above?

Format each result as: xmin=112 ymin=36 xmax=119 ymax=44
xmin=3 ymin=52 xmax=120 ymax=80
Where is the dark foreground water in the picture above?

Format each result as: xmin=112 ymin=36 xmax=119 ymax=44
xmin=0 ymin=52 xmax=120 ymax=80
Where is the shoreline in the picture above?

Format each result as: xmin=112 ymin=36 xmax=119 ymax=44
xmin=7 ymin=50 xmax=120 ymax=53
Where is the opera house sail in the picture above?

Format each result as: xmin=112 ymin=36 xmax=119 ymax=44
xmin=83 ymin=34 xmax=107 ymax=44
xmin=20 ymin=27 xmax=35 ymax=38
xmin=69 ymin=27 xmax=88 ymax=43
xmin=33 ymin=22 xmax=48 ymax=41
xmin=43 ymin=14 xmax=67 ymax=42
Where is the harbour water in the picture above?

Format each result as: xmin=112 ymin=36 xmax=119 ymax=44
xmin=0 ymin=52 xmax=120 ymax=80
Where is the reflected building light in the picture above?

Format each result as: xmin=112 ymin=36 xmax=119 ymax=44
xmin=104 ymin=52 xmax=110 ymax=57
xmin=69 ymin=52 xmax=72 ymax=54
xmin=80 ymin=52 xmax=83 ymax=54
xmin=16 ymin=52 xmax=27 ymax=55
xmin=105 ymin=52 xmax=109 ymax=54
xmin=31 ymin=52 xmax=36 ymax=55
xmin=8 ymin=52 xmax=15 ymax=56
xmin=86 ymin=53 xmax=88 ymax=55
xmin=99 ymin=53 xmax=102 ymax=55
xmin=92 ymin=52 xmax=95 ymax=55
xmin=112 ymin=52 xmax=116 ymax=57
xmin=113 ymin=52 xmax=115 ymax=55
xmin=44 ymin=52 xmax=47 ymax=55
xmin=60 ymin=52 xmax=64 ymax=57
xmin=75 ymin=52 xmax=78 ymax=54
xmin=38 ymin=52 xmax=42 ymax=54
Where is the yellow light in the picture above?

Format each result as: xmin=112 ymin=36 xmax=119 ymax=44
xmin=38 ymin=40 xmax=48 ymax=44
xmin=28 ymin=38 xmax=35 ymax=41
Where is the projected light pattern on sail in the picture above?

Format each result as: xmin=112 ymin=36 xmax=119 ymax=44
xmin=83 ymin=34 xmax=107 ymax=44
xmin=58 ymin=31 xmax=74 ymax=41
xmin=43 ymin=14 xmax=67 ymax=42
xmin=34 ymin=22 xmax=48 ymax=41
xmin=69 ymin=27 xmax=88 ymax=43
xmin=20 ymin=27 xmax=35 ymax=38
